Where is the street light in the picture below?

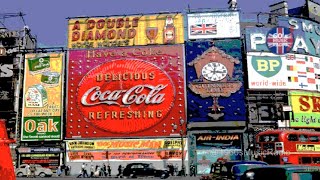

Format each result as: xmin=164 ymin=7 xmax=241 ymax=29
xmin=179 ymin=119 xmax=185 ymax=176
xmin=171 ymin=118 xmax=186 ymax=176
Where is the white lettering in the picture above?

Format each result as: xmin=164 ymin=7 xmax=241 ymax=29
xmin=81 ymin=84 xmax=167 ymax=106
xmin=292 ymin=36 xmax=309 ymax=53
xmin=250 ymin=33 xmax=266 ymax=50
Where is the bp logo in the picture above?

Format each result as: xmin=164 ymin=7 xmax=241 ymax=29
xmin=251 ymin=56 xmax=282 ymax=77
xmin=266 ymin=26 xmax=294 ymax=55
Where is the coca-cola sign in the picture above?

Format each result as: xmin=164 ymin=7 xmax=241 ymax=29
xmin=67 ymin=45 xmax=186 ymax=138
xmin=77 ymin=59 xmax=174 ymax=133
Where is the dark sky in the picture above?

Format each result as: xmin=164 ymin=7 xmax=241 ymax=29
xmin=1 ymin=0 xmax=307 ymax=47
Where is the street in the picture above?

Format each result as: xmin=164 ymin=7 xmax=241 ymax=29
xmin=17 ymin=176 xmax=200 ymax=180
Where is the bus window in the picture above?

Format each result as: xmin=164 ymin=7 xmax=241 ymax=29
xmin=312 ymin=157 xmax=320 ymax=164
xmin=288 ymin=134 xmax=298 ymax=141
xmin=291 ymin=173 xmax=312 ymax=180
xmin=299 ymin=134 xmax=308 ymax=142
xmin=301 ymin=157 xmax=312 ymax=164
xmin=259 ymin=135 xmax=278 ymax=142
xmin=309 ymin=136 xmax=319 ymax=142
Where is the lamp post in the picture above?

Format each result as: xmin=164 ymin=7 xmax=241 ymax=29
xmin=179 ymin=119 xmax=185 ymax=176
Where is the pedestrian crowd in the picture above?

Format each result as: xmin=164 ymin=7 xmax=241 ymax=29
xmin=76 ymin=163 xmax=114 ymax=178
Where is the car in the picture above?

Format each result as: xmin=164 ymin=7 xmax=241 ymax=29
xmin=15 ymin=164 xmax=53 ymax=178
xmin=123 ymin=163 xmax=169 ymax=179
xmin=210 ymin=160 xmax=268 ymax=180
xmin=240 ymin=165 xmax=320 ymax=180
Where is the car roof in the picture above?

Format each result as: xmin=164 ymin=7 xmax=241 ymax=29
xmin=247 ymin=165 xmax=320 ymax=171
xmin=224 ymin=161 xmax=268 ymax=165
xmin=127 ymin=163 xmax=150 ymax=165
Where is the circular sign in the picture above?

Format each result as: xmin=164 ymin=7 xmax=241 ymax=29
xmin=76 ymin=59 xmax=175 ymax=134
xmin=266 ymin=26 xmax=294 ymax=55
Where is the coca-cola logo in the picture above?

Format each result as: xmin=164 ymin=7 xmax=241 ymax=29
xmin=76 ymin=59 xmax=175 ymax=134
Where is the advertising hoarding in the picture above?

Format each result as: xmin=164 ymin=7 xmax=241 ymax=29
xmin=187 ymin=11 xmax=240 ymax=39
xmin=307 ymin=0 xmax=320 ymax=23
xmin=195 ymin=133 xmax=242 ymax=174
xmin=67 ymin=150 xmax=186 ymax=161
xmin=247 ymin=52 xmax=320 ymax=91
xmin=0 ymin=56 xmax=14 ymax=112
xmin=185 ymin=40 xmax=245 ymax=122
xmin=20 ymin=153 xmax=60 ymax=169
xmin=246 ymin=18 xmax=320 ymax=57
xmin=67 ymin=45 xmax=186 ymax=138
xmin=66 ymin=138 xmax=186 ymax=151
xmin=68 ymin=14 xmax=184 ymax=49
xmin=289 ymin=90 xmax=320 ymax=128
xmin=21 ymin=53 xmax=64 ymax=141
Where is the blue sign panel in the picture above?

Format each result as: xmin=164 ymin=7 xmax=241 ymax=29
xmin=186 ymin=40 xmax=245 ymax=122
xmin=246 ymin=17 xmax=320 ymax=57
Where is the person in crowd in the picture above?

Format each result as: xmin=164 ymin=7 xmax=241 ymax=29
xmin=174 ymin=163 xmax=179 ymax=176
xmin=29 ymin=164 xmax=36 ymax=178
xmin=102 ymin=163 xmax=107 ymax=176
xmin=56 ymin=165 xmax=62 ymax=176
xmin=107 ymin=164 xmax=111 ymax=177
xmin=117 ymin=165 xmax=123 ymax=178
xmin=25 ymin=164 xmax=30 ymax=178
xmin=90 ymin=164 xmax=95 ymax=177
xmin=65 ymin=165 xmax=70 ymax=176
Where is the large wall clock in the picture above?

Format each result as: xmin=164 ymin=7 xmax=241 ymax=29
xmin=201 ymin=62 xmax=228 ymax=81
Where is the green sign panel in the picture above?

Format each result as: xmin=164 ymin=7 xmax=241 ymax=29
xmin=21 ymin=117 xmax=61 ymax=141
xmin=289 ymin=91 xmax=320 ymax=128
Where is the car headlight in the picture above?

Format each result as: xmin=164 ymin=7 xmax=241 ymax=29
xmin=246 ymin=171 xmax=254 ymax=178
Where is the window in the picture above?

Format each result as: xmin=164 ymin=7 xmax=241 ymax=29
xmin=259 ymin=135 xmax=279 ymax=142
xmin=313 ymin=157 xmax=320 ymax=164
xmin=288 ymin=134 xmax=298 ymax=141
xmin=299 ymin=134 xmax=308 ymax=142
xmin=301 ymin=157 xmax=312 ymax=164
xmin=309 ymin=136 xmax=319 ymax=142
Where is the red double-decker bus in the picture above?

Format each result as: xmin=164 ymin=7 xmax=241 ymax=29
xmin=255 ymin=130 xmax=320 ymax=166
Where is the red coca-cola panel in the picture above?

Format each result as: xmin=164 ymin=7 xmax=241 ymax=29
xmin=67 ymin=45 xmax=186 ymax=138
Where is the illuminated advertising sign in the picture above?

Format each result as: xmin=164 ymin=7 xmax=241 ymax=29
xmin=289 ymin=91 xmax=320 ymax=128
xmin=67 ymin=150 xmax=186 ymax=161
xmin=247 ymin=52 xmax=320 ymax=91
xmin=68 ymin=14 xmax=184 ymax=49
xmin=296 ymin=144 xmax=320 ymax=151
xmin=195 ymin=133 xmax=242 ymax=175
xmin=20 ymin=153 xmax=60 ymax=169
xmin=0 ymin=56 xmax=14 ymax=112
xmin=67 ymin=45 xmax=186 ymax=138
xmin=187 ymin=11 xmax=240 ymax=39
xmin=185 ymin=40 xmax=245 ymax=122
xmin=66 ymin=138 xmax=186 ymax=151
xmin=195 ymin=133 xmax=241 ymax=149
xmin=21 ymin=53 xmax=64 ymax=141
xmin=246 ymin=17 xmax=320 ymax=57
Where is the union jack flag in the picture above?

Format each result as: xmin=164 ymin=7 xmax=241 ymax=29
xmin=190 ymin=24 xmax=217 ymax=35
xmin=266 ymin=27 xmax=294 ymax=55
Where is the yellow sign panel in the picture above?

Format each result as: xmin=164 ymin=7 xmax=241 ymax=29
xmin=296 ymin=144 xmax=320 ymax=151
xmin=23 ymin=53 xmax=64 ymax=117
xmin=68 ymin=14 xmax=184 ymax=48
xmin=67 ymin=139 xmax=186 ymax=151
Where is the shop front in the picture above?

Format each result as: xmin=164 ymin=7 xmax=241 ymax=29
xmin=17 ymin=146 xmax=63 ymax=170
xmin=65 ymin=138 xmax=188 ymax=176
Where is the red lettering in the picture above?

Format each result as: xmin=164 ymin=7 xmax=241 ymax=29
xmin=87 ymin=19 xmax=96 ymax=30
xmin=312 ymin=96 xmax=320 ymax=112
xmin=125 ymin=17 xmax=131 ymax=28
xmin=132 ymin=17 xmax=139 ymax=27
xmin=72 ymin=31 xmax=80 ymax=41
xmin=107 ymin=19 xmax=115 ymax=29
xmin=72 ymin=21 xmax=80 ymax=30
xmin=96 ymin=19 xmax=105 ymax=29
xmin=117 ymin=29 xmax=126 ymax=39
xmin=107 ymin=30 xmax=116 ymax=39
xmin=299 ymin=96 xmax=310 ymax=111
xmin=128 ymin=29 xmax=136 ymax=39
xmin=95 ymin=30 xmax=106 ymax=40
xmin=116 ymin=18 xmax=124 ymax=28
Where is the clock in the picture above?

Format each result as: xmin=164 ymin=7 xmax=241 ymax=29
xmin=201 ymin=62 xmax=228 ymax=81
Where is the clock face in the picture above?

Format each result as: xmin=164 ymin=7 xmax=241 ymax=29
xmin=201 ymin=62 xmax=228 ymax=81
